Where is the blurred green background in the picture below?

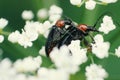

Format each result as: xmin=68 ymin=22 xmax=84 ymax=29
xmin=0 ymin=0 xmax=120 ymax=80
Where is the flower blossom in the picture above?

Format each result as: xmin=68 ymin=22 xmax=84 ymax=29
xmin=0 ymin=58 xmax=16 ymax=80
xmin=0 ymin=18 xmax=8 ymax=29
xmin=22 ymin=10 xmax=34 ymax=20
xmin=37 ymin=8 xmax=48 ymax=19
xmin=49 ymin=5 xmax=63 ymax=22
xmin=85 ymin=64 xmax=108 ymax=80
xmin=99 ymin=0 xmax=117 ymax=3
xmin=92 ymin=34 xmax=110 ymax=59
xmin=85 ymin=0 xmax=96 ymax=10
xmin=8 ymin=20 xmax=52 ymax=48
xmin=0 ymin=35 xmax=4 ymax=43
xmin=38 ymin=68 xmax=69 ymax=80
xmin=50 ymin=40 xmax=87 ymax=74
xmin=99 ymin=15 xmax=116 ymax=34
xmin=70 ymin=0 xmax=82 ymax=6
xmin=8 ymin=30 xmax=21 ymax=43
xmin=115 ymin=46 xmax=120 ymax=58
xmin=70 ymin=0 xmax=117 ymax=10
xmin=14 ymin=56 xmax=42 ymax=72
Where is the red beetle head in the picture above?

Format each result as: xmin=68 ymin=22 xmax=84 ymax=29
xmin=77 ymin=24 xmax=88 ymax=32
xmin=55 ymin=20 xmax=65 ymax=28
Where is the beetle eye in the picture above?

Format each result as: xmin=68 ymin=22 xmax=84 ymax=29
xmin=78 ymin=24 xmax=88 ymax=32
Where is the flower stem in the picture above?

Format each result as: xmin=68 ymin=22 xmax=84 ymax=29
xmin=89 ymin=55 xmax=94 ymax=64
xmin=109 ymin=52 xmax=116 ymax=56
xmin=77 ymin=0 xmax=86 ymax=7
xmin=0 ymin=31 xmax=10 ymax=36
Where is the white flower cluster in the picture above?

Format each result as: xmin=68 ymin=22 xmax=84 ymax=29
xmin=85 ymin=64 xmax=108 ymax=80
xmin=37 ymin=8 xmax=48 ymax=19
xmin=8 ymin=5 xmax=63 ymax=48
xmin=38 ymin=68 xmax=69 ymax=80
xmin=0 ymin=56 xmax=69 ymax=80
xmin=99 ymin=15 xmax=116 ymax=34
xmin=14 ymin=56 xmax=42 ymax=72
xmin=70 ymin=0 xmax=117 ymax=10
xmin=22 ymin=5 xmax=63 ymax=21
xmin=22 ymin=10 xmax=34 ymax=20
xmin=49 ymin=5 xmax=63 ymax=22
xmin=8 ymin=20 xmax=52 ymax=48
xmin=99 ymin=0 xmax=117 ymax=3
xmin=37 ymin=5 xmax=63 ymax=22
xmin=115 ymin=46 xmax=120 ymax=58
xmin=0 ymin=58 xmax=16 ymax=80
xmin=50 ymin=40 xmax=87 ymax=74
xmin=92 ymin=34 xmax=110 ymax=59
xmin=0 ymin=18 xmax=8 ymax=43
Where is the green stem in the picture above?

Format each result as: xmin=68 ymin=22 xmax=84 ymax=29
xmin=0 ymin=30 xmax=10 ymax=36
xmin=89 ymin=54 xmax=94 ymax=64
xmin=109 ymin=52 xmax=116 ymax=56
xmin=77 ymin=0 xmax=86 ymax=7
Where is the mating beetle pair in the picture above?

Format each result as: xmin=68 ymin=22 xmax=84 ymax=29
xmin=45 ymin=15 xmax=106 ymax=57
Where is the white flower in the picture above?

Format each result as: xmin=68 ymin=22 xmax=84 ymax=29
xmin=27 ymin=76 xmax=38 ymax=80
xmin=18 ymin=31 xmax=33 ymax=48
xmin=49 ymin=5 xmax=63 ymax=22
xmin=70 ymin=0 xmax=82 ymax=5
xmin=14 ymin=56 xmax=42 ymax=72
xmin=24 ymin=21 xmax=42 ymax=35
xmin=14 ymin=74 xmax=27 ymax=80
xmin=115 ymin=46 xmax=120 ymax=58
xmin=0 ymin=58 xmax=12 ymax=68
xmin=99 ymin=0 xmax=117 ymax=3
xmin=24 ymin=29 xmax=38 ymax=41
xmin=22 ymin=10 xmax=34 ymax=20
xmin=0 ymin=18 xmax=8 ymax=29
xmin=92 ymin=34 xmax=110 ymax=59
xmin=50 ymin=40 xmax=87 ymax=74
xmin=38 ymin=68 xmax=69 ymax=80
xmin=0 ymin=35 xmax=4 ymax=43
xmin=39 ymin=46 xmax=46 ymax=56
xmin=85 ymin=0 xmax=96 ymax=10
xmin=85 ymin=64 xmax=108 ymax=80
xmin=0 ymin=58 xmax=16 ymax=80
xmin=18 ymin=24 xmax=39 ymax=48
xmin=49 ymin=5 xmax=63 ymax=15
xmin=37 ymin=8 xmax=48 ymax=19
xmin=99 ymin=15 xmax=116 ymax=34
xmin=38 ymin=21 xmax=52 ymax=37
xmin=68 ymin=40 xmax=88 ymax=65
xmin=50 ymin=45 xmax=80 ymax=74
xmin=8 ymin=30 xmax=21 ymax=43
xmin=49 ymin=15 xmax=61 ymax=22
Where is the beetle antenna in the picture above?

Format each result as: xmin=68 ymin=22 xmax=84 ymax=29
xmin=93 ymin=12 xmax=113 ymax=28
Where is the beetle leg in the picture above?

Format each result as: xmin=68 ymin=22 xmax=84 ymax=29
xmin=83 ymin=37 xmax=92 ymax=51
xmin=88 ymin=33 xmax=95 ymax=44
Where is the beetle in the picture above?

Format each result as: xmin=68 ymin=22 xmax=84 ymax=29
xmin=45 ymin=14 xmax=107 ymax=57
